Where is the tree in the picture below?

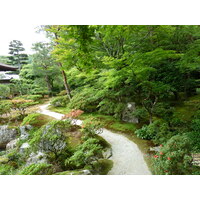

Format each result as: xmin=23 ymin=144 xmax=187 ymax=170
xmin=31 ymin=42 xmax=59 ymax=96
xmin=0 ymin=55 xmax=9 ymax=64
xmin=8 ymin=40 xmax=28 ymax=69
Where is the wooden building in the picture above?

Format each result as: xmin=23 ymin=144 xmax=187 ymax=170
xmin=0 ymin=63 xmax=18 ymax=71
xmin=0 ymin=63 xmax=18 ymax=84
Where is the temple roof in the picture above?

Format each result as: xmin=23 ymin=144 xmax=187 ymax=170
xmin=0 ymin=63 xmax=18 ymax=71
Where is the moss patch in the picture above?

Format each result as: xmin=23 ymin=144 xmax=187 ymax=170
xmin=21 ymin=113 xmax=54 ymax=127
xmin=174 ymin=94 xmax=200 ymax=121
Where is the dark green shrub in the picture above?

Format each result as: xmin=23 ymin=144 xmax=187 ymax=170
xmin=98 ymin=99 xmax=125 ymax=119
xmin=135 ymin=120 xmax=171 ymax=144
xmin=50 ymin=96 xmax=69 ymax=107
xmin=65 ymin=138 xmax=103 ymax=169
xmin=68 ymin=87 xmax=99 ymax=112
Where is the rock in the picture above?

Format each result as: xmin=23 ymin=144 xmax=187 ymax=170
xmin=20 ymin=143 xmax=30 ymax=153
xmin=19 ymin=125 xmax=32 ymax=140
xmin=122 ymin=102 xmax=139 ymax=124
xmin=38 ymin=123 xmax=66 ymax=152
xmin=55 ymin=169 xmax=92 ymax=175
xmin=0 ymin=125 xmax=18 ymax=149
xmin=82 ymin=169 xmax=91 ymax=175
xmin=6 ymin=138 xmax=19 ymax=150
xmin=103 ymin=148 xmax=112 ymax=159
xmin=26 ymin=151 xmax=48 ymax=166
xmin=149 ymin=146 xmax=161 ymax=152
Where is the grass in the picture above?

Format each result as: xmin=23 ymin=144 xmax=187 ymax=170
xmin=174 ymin=94 xmax=200 ymax=121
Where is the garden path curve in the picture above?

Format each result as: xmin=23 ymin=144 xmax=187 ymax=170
xmin=38 ymin=103 xmax=151 ymax=175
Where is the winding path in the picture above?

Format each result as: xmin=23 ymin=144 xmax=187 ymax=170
xmin=38 ymin=104 xmax=151 ymax=175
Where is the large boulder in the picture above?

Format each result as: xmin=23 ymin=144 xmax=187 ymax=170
xmin=122 ymin=102 xmax=139 ymax=123
xmin=0 ymin=125 xmax=18 ymax=149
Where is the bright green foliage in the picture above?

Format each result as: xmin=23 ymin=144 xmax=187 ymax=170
xmin=0 ymin=164 xmax=15 ymax=175
xmin=19 ymin=163 xmax=53 ymax=175
xmin=21 ymin=113 xmax=53 ymax=127
xmin=67 ymin=87 xmax=98 ymax=112
xmin=0 ymin=100 xmax=12 ymax=116
xmin=24 ymin=95 xmax=42 ymax=101
xmin=0 ymin=85 xmax=10 ymax=98
xmin=152 ymin=135 xmax=193 ymax=175
xmin=135 ymin=120 xmax=171 ymax=141
xmin=29 ymin=120 xmax=71 ymax=158
xmin=65 ymin=138 xmax=103 ymax=169
xmin=50 ymin=96 xmax=69 ymax=107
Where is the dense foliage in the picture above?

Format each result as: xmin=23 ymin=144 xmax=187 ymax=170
xmin=1 ymin=25 xmax=200 ymax=175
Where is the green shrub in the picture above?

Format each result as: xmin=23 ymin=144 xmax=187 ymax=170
xmin=21 ymin=113 xmax=53 ymax=127
xmin=19 ymin=163 xmax=53 ymax=175
xmin=98 ymin=99 xmax=125 ymax=119
xmin=0 ymin=164 xmax=15 ymax=175
xmin=65 ymin=138 xmax=103 ymax=169
xmin=68 ymin=87 xmax=99 ymax=112
xmin=0 ymin=85 xmax=10 ymax=98
xmin=0 ymin=100 xmax=12 ymax=116
xmin=81 ymin=118 xmax=104 ymax=139
xmin=25 ymin=95 xmax=42 ymax=101
xmin=58 ymin=90 xmax=67 ymax=96
xmin=29 ymin=120 xmax=72 ymax=159
xmin=135 ymin=120 xmax=171 ymax=144
xmin=50 ymin=96 xmax=69 ymax=107
xmin=152 ymin=135 xmax=192 ymax=175
xmin=186 ymin=119 xmax=200 ymax=152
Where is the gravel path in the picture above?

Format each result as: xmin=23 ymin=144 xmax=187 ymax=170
xmin=38 ymin=104 xmax=151 ymax=175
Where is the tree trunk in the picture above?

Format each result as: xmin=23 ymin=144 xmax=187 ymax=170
xmin=61 ymin=69 xmax=72 ymax=100
xmin=45 ymin=75 xmax=53 ymax=97
xmin=149 ymin=113 xmax=153 ymax=124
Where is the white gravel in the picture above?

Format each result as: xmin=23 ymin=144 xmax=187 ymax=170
xmin=38 ymin=103 xmax=151 ymax=175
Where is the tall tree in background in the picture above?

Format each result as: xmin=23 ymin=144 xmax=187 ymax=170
xmin=31 ymin=42 xmax=58 ymax=96
xmin=8 ymin=40 xmax=28 ymax=69
xmin=0 ymin=55 xmax=9 ymax=64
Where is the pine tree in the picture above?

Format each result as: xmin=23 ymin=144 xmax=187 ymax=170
xmin=8 ymin=40 xmax=28 ymax=70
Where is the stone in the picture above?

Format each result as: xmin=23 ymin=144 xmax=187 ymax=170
xmin=19 ymin=142 xmax=30 ymax=153
xmin=0 ymin=125 xmax=18 ymax=149
xmin=103 ymin=148 xmax=112 ymax=159
xmin=122 ymin=102 xmax=139 ymax=123
xmin=82 ymin=170 xmax=91 ymax=175
xmin=149 ymin=146 xmax=161 ymax=152
xmin=26 ymin=151 xmax=48 ymax=166
xmin=6 ymin=138 xmax=19 ymax=150
xmin=19 ymin=125 xmax=32 ymax=140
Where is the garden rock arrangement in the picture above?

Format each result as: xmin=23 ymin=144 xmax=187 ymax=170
xmin=0 ymin=113 xmax=111 ymax=175
xmin=0 ymin=125 xmax=18 ymax=149
xmin=122 ymin=102 xmax=139 ymax=124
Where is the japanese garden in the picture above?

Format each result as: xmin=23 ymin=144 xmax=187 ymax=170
xmin=0 ymin=25 xmax=200 ymax=175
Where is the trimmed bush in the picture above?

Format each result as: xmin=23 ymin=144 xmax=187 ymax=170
xmin=50 ymin=96 xmax=69 ymax=107
xmin=21 ymin=113 xmax=53 ymax=127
